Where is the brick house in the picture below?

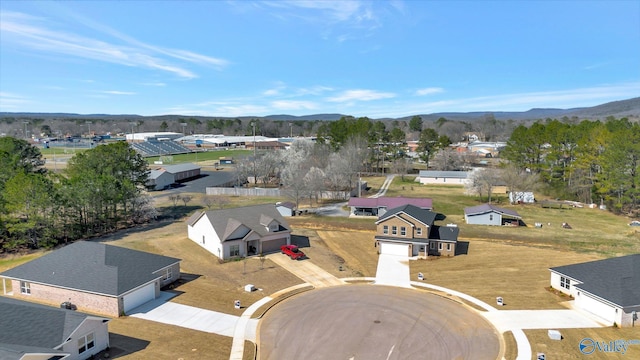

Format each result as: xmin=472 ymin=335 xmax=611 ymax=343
xmin=0 ymin=241 xmax=181 ymax=317
xmin=374 ymin=204 xmax=459 ymax=257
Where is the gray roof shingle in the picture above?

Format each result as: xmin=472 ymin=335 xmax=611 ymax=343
xmin=464 ymin=204 xmax=522 ymax=219
xmin=550 ymin=254 xmax=640 ymax=307
xmin=0 ymin=242 xmax=180 ymax=296
xmin=0 ymin=296 xmax=106 ymax=350
xmin=418 ymin=170 xmax=470 ymax=179
xmin=192 ymin=204 xmax=290 ymax=241
xmin=376 ymin=204 xmax=437 ymax=226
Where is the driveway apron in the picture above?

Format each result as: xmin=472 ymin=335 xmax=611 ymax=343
xmin=374 ymin=253 xmax=411 ymax=288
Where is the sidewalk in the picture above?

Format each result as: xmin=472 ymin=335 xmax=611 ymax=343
xmin=129 ymin=292 xmax=258 ymax=340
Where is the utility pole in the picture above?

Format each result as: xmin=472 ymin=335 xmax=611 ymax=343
xmin=289 ymin=122 xmax=293 ymax=138
xmin=86 ymin=121 xmax=92 ymax=137
xmin=23 ymin=121 xmax=29 ymax=140
xmin=252 ymin=121 xmax=257 ymax=184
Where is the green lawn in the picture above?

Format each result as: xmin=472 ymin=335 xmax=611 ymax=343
xmin=364 ymin=175 xmax=640 ymax=257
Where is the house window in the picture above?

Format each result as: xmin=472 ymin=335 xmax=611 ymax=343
xmin=230 ymin=244 xmax=240 ymax=257
xmin=447 ymin=243 xmax=451 ymax=251
xmin=202 ymin=235 xmax=205 ymax=244
xmin=560 ymin=276 xmax=570 ymax=290
xmin=163 ymin=267 xmax=172 ymax=281
xmin=438 ymin=242 xmax=443 ymax=250
xmin=489 ymin=214 xmax=494 ymax=221
xmin=416 ymin=228 xmax=422 ymax=236
xmin=78 ymin=333 xmax=95 ymax=354
xmin=429 ymin=242 xmax=435 ymax=249
xmin=391 ymin=226 xmax=397 ymax=235
xmin=400 ymin=227 xmax=406 ymax=236
xmin=20 ymin=281 xmax=30 ymax=295
xmin=383 ymin=225 xmax=388 ymax=235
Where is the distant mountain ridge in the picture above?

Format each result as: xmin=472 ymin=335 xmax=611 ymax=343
xmin=2 ymin=97 xmax=638 ymax=122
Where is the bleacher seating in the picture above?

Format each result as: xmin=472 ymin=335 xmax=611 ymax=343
xmin=131 ymin=140 xmax=191 ymax=157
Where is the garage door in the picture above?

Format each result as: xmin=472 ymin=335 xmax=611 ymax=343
xmin=261 ymin=238 xmax=288 ymax=254
xmin=123 ymin=282 xmax=156 ymax=313
xmin=379 ymin=242 xmax=409 ymax=256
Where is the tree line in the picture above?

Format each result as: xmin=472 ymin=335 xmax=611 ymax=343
xmin=0 ymin=137 xmax=151 ymax=252
xmin=501 ymin=117 xmax=640 ymax=214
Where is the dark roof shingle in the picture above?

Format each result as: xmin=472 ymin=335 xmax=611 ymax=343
xmin=193 ymin=204 xmax=290 ymax=241
xmin=376 ymin=204 xmax=437 ymax=226
xmin=0 ymin=297 xmax=105 ymax=349
xmin=550 ymin=254 xmax=640 ymax=307
xmin=1 ymin=242 xmax=180 ymax=296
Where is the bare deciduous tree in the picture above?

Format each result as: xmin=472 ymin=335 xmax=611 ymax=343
xmin=181 ymin=195 xmax=192 ymax=207
xmin=169 ymin=194 xmax=181 ymax=207
xmin=466 ymin=168 xmax=501 ymax=203
xmin=500 ymin=164 xmax=540 ymax=203
xmin=202 ymin=195 xmax=230 ymax=209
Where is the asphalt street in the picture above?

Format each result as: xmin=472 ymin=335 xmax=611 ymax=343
xmin=258 ymin=285 xmax=501 ymax=360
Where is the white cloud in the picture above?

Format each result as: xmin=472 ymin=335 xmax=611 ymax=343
xmin=415 ymin=87 xmax=444 ymax=96
xmin=101 ymin=90 xmax=136 ymax=95
xmin=271 ymin=100 xmax=318 ymax=110
xmin=0 ymin=10 xmax=228 ymax=79
xmin=140 ymin=82 xmax=166 ymax=87
xmin=0 ymin=92 xmax=29 ymax=110
xmin=327 ymin=89 xmax=396 ymax=102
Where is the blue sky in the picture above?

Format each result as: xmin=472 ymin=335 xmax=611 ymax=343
xmin=1 ymin=1 xmax=639 ymax=118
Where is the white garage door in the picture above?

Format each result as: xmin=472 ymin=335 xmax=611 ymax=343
xmin=379 ymin=242 xmax=409 ymax=256
xmin=123 ymin=283 xmax=156 ymax=313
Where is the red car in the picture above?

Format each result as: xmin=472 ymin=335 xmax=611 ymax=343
xmin=281 ymin=245 xmax=306 ymax=260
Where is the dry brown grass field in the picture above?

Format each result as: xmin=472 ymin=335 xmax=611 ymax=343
xmin=2 ymin=174 xmax=639 ymax=359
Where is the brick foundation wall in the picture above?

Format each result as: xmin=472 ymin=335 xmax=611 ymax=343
xmin=10 ymin=280 xmax=120 ymax=317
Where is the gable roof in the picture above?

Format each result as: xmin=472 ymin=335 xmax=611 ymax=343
xmin=418 ymin=170 xmax=470 ymax=179
xmin=431 ymin=225 xmax=460 ymax=242
xmin=0 ymin=343 xmax=68 ymax=360
xmin=159 ymin=162 xmax=200 ymax=174
xmin=376 ymin=204 xmax=437 ymax=227
xmin=1 ymin=242 xmax=180 ymax=296
xmin=550 ymin=254 xmax=640 ymax=307
xmin=0 ymin=296 xmax=108 ymax=352
xmin=276 ymin=202 xmax=296 ymax=210
xmin=464 ymin=204 xmax=521 ymax=219
xmin=347 ymin=196 xmax=433 ymax=210
xmin=191 ymin=204 xmax=290 ymax=241
xmin=148 ymin=168 xmax=169 ymax=180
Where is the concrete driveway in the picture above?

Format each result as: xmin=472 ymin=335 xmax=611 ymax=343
xmin=129 ymin=292 xmax=258 ymax=340
xmin=374 ymin=253 xmax=411 ymax=288
xmin=268 ymin=253 xmax=344 ymax=287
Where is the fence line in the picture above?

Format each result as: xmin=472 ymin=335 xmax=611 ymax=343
xmin=205 ymin=187 xmax=354 ymax=200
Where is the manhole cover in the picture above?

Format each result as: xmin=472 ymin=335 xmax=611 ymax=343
xmin=374 ymin=320 xmax=381 ymax=324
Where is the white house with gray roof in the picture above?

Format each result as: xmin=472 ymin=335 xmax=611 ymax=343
xmin=464 ymin=204 xmax=522 ymax=226
xmin=549 ymin=254 xmax=640 ymax=327
xmin=0 ymin=241 xmax=181 ymax=317
xmin=187 ymin=204 xmax=291 ymax=260
xmin=0 ymin=297 xmax=109 ymax=360
xmin=416 ymin=170 xmax=471 ymax=185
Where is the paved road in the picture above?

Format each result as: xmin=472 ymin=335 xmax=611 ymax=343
xmin=267 ymin=253 xmax=345 ymax=287
xmin=258 ymin=285 xmax=501 ymax=360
